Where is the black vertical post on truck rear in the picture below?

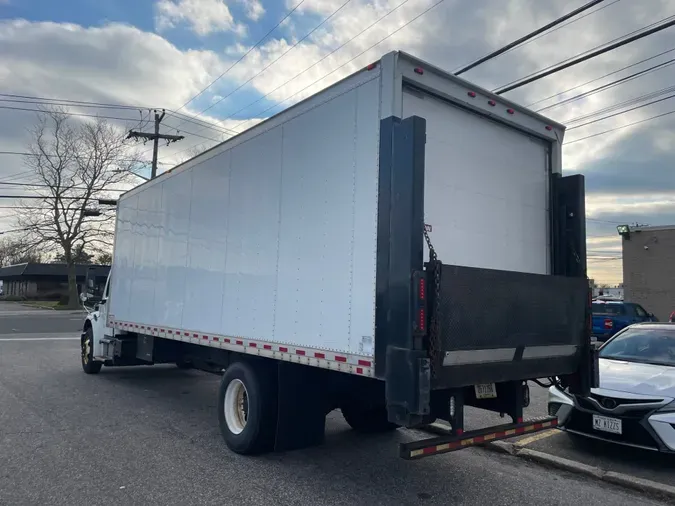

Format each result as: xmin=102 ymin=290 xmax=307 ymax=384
xmin=552 ymin=173 xmax=599 ymax=394
xmin=374 ymin=115 xmax=431 ymax=427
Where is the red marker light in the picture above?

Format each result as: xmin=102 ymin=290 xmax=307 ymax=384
xmin=414 ymin=67 xmax=424 ymax=75
xmin=545 ymin=125 xmax=553 ymax=131
xmin=488 ymin=100 xmax=496 ymax=106
xmin=467 ymin=91 xmax=476 ymax=98
xmin=506 ymin=108 xmax=515 ymax=115
xmin=366 ymin=62 xmax=377 ymax=71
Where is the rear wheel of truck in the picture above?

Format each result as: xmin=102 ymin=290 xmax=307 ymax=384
xmin=81 ymin=326 xmax=102 ymax=375
xmin=341 ymin=404 xmax=399 ymax=434
xmin=218 ymin=360 xmax=276 ymax=455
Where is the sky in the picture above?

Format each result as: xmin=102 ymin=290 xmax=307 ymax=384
xmin=1 ymin=0 xmax=675 ymax=283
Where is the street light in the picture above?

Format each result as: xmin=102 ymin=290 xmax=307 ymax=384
xmin=617 ymin=224 xmax=630 ymax=239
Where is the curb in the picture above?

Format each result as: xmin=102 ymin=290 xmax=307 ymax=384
xmin=423 ymin=423 xmax=675 ymax=501
xmin=483 ymin=440 xmax=675 ymax=502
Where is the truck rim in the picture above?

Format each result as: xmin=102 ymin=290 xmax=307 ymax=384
xmin=82 ymin=333 xmax=91 ymax=365
xmin=224 ymin=379 xmax=248 ymax=435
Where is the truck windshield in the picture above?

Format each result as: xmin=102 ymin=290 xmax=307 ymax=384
xmin=600 ymin=328 xmax=675 ymax=367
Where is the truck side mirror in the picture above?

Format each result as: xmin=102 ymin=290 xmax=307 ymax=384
xmin=80 ymin=293 xmax=88 ymax=303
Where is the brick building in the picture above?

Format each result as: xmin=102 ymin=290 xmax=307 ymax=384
xmin=621 ymin=225 xmax=675 ymax=321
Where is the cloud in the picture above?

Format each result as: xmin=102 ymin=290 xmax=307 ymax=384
xmin=240 ymin=0 xmax=265 ymax=21
xmin=155 ymin=0 xmax=247 ymax=36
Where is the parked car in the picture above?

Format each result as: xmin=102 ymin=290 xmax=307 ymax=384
xmin=548 ymin=323 xmax=675 ymax=453
xmin=591 ymin=300 xmax=657 ymax=342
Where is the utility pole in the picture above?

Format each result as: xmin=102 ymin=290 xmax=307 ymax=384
xmin=127 ymin=110 xmax=184 ymax=179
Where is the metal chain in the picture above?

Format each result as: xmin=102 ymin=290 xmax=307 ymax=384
xmin=423 ymin=227 xmax=442 ymax=378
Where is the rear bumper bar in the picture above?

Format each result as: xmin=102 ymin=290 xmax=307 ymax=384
xmin=400 ymin=416 xmax=558 ymax=460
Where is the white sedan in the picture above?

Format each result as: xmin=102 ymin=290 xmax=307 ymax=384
xmin=548 ymin=323 xmax=675 ymax=453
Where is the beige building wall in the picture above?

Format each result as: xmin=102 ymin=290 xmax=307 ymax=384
xmin=622 ymin=226 xmax=675 ymax=321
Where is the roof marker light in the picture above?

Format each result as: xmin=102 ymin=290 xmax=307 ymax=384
xmin=366 ymin=62 xmax=377 ymax=71
xmin=414 ymin=67 xmax=424 ymax=75
xmin=545 ymin=125 xmax=553 ymax=131
xmin=488 ymin=100 xmax=496 ymax=106
xmin=506 ymin=108 xmax=515 ymax=115
xmin=467 ymin=91 xmax=476 ymax=98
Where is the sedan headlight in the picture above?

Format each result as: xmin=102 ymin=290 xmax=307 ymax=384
xmin=659 ymin=400 xmax=675 ymax=413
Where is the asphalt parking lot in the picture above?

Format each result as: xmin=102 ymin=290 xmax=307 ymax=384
xmin=0 ymin=304 xmax=671 ymax=505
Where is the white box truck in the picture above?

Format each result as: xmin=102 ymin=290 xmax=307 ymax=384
xmin=80 ymin=51 xmax=598 ymax=459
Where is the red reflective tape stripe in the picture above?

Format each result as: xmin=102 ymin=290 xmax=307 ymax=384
xmin=213 ymin=337 xmax=219 ymax=342
xmin=473 ymin=436 xmax=485 ymax=443
xmin=263 ymin=344 xmax=272 ymax=350
xmin=422 ymin=447 xmax=437 ymax=455
xmin=456 ymin=429 xmax=464 ymax=435
xmin=249 ymin=342 xmax=257 ymax=348
xmin=279 ymin=346 xmax=288 ymax=353
xmin=356 ymin=367 xmax=363 ymax=374
xmin=224 ymin=338 xmax=231 ymax=343
xmin=515 ymin=427 xmax=526 ymax=435
xmin=168 ymin=330 xmax=173 ymax=334
xmin=314 ymin=352 xmax=325 ymax=359
xmin=517 ymin=417 xmax=523 ymax=423
xmin=202 ymin=335 xmax=208 ymax=340
xmin=357 ymin=360 xmax=371 ymax=367
xmin=193 ymin=333 xmax=198 ymax=338
xmin=160 ymin=329 xmax=165 ymax=332
xmin=236 ymin=340 xmax=243 ymax=345
xmin=335 ymin=356 xmax=347 ymax=363
xmin=296 ymin=350 xmax=305 ymax=356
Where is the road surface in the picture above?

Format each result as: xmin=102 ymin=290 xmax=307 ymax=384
xmin=0 ymin=305 xmax=669 ymax=505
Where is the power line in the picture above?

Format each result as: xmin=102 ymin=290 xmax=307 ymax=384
xmin=227 ymin=0 xmax=444 ymax=137
xmin=527 ymin=46 xmax=675 ymax=108
xmin=494 ymin=16 xmax=675 ymax=94
xmin=0 ymin=92 xmax=238 ymax=137
xmin=454 ymin=0 xmax=609 ymax=75
xmin=496 ymin=15 xmax=675 ymax=93
xmin=565 ymin=87 xmax=675 ymax=127
xmin=535 ymin=58 xmax=675 ymax=113
xmin=174 ymin=0 xmax=307 ymax=115
xmin=0 ymin=195 xmax=89 ymax=200
xmin=0 ymin=181 xmax=126 ymax=192
xmin=166 ymin=0 xmax=421 ymax=160
xmin=0 ymin=150 xmax=165 ymax=165
xmin=172 ymin=0 xmax=355 ymax=139
xmin=564 ymin=108 xmax=675 ymax=144
xmin=0 ymin=104 xmax=221 ymax=145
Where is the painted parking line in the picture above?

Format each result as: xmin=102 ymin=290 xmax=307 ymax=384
xmin=514 ymin=429 xmax=559 ymax=448
xmin=0 ymin=337 xmax=80 ymax=341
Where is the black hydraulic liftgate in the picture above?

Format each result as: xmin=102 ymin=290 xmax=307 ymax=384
xmin=375 ymin=115 xmax=597 ymax=460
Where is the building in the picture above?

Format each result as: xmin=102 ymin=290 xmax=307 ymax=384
xmin=621 ymin=225 xmax=675 ymax=321
xmin=0 ymin=263 xmax=110 ymax=300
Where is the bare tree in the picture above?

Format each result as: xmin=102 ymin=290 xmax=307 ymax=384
xmin=16 ymin=107 xmax=137 ymax=307
xmin=0 ymin=237 xmax=43 ymax=267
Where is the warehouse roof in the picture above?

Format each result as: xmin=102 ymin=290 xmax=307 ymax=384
xmin=0 ymin=263 xmax=110 ymax=279
xmin=632 ymin=225 xmax=675 ymax=233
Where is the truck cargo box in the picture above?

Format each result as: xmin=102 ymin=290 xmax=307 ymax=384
xmin=107 ymin=51 xmax=589 ymax=397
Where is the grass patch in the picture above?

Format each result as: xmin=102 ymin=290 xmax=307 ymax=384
xmin=21 ymin=300 xmax=75 ymax=310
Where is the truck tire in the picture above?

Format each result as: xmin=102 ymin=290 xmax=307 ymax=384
xmin=218 ymin=360 xmax=277 ymax=455
xmin=81 ymin=326 xmax=102 ymax=375
xmin=341 ymin=404 xmax=399 ymax=434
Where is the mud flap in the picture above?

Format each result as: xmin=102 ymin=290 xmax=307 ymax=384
xmin=274 ymin=361 xmax=326 ymax=452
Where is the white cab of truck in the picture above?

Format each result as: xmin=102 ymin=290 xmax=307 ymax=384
xmin=80 ymin=50 xmax=597 ymax=460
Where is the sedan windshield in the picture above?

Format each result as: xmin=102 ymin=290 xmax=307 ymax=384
xmin=600 ymin=328 xmax=675 ymax=366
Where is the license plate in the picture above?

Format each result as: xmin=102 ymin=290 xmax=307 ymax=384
xmin=474 ymin=383 xmax=497 ymax=399
xmin=592 ymin=414 xmax=622 ymax=434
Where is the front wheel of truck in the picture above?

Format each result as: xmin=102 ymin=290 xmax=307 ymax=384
xmin=218 ymin=360 xmax=277 ymax=455
xmin=81 ymin=326 xmax=102 ymax=374
xmin=341 ymin=404 xmax=399 ymax=434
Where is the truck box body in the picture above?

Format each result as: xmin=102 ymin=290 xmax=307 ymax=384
xmin=108 ymin=51 xmax=589 ymax=391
